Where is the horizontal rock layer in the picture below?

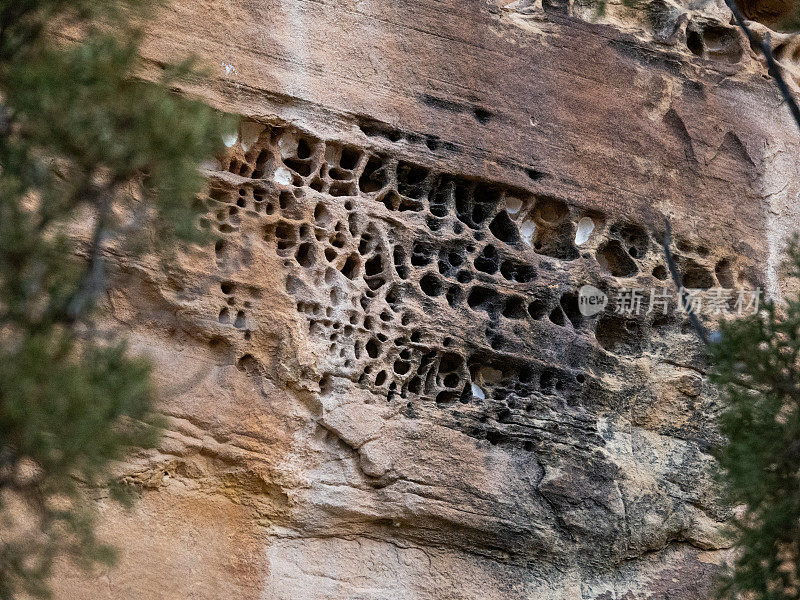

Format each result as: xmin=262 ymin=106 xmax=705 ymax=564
xmin=54 ymin=0 xmax=800 ymax=598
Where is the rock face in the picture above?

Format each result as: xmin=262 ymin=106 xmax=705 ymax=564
xmin=52 ymin=0 xmax=800 ymax=598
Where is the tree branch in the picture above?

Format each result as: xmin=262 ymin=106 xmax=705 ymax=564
xmin=64 ymin=186 xmax=114 ymax=323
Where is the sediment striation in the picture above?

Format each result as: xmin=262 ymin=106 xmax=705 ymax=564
xmin=54 ymin=0 xmax=800 ymax=598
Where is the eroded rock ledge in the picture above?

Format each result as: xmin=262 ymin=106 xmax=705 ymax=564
xmin=53 ymin=0 xmax=800 ymax=598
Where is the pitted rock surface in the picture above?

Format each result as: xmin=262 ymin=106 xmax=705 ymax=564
xmin=52 ymin=0 xmax=800 ymax=598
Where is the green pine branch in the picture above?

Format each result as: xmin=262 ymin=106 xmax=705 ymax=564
xmin=0 ymin=1 xmax=234 ymax=597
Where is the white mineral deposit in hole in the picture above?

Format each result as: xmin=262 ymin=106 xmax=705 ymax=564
xmin=471 ymin=382 xmax=485 ymax=400
xmin=274 ymin=166 xmax=293 ymax=185
xmin=519 ymin=218 xmax=536 ymax=245
xmin=505 ymin=196 xmax=523 ymax=215
xmin=575 ymin=217 xmax=595 ymax=246
xmin=222 ymin=132 xmax=239 ymax=148
xmin=278 ymin=133 xmax=298 ymax=159
xmin=240 ymin=121 xmax=265 ymax=152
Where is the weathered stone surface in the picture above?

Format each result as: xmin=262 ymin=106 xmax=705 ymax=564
xmin=52 ymin=0 xmax=800 ymax=598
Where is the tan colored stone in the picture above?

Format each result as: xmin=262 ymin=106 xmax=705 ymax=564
xmin=49 ymin=0 xmax=800 ymax=597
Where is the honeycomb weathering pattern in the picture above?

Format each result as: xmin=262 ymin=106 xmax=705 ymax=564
xmin=49 ymin=0 xmax=800 ymax=596
xmin=212 ymin=120 xmax=740 ymax=414
xmin=201 ymin=119 xmax=738 ymax=562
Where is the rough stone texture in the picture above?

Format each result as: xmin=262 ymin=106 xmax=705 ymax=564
xmin=51 ymin=0 xmax=800 ymax=598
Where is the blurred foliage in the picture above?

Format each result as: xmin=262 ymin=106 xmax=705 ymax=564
xmin=712 ymin=240 xmax=800 ymax=600
xmin=0 ymin=0 xmax=233 ymax=597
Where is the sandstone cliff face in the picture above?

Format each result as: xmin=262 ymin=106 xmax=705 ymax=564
xmin=52 ymin=0 xmax=800 ymax=598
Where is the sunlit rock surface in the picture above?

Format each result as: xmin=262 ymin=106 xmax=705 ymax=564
xmin=53 ymin=0 xmax=800 ymax=598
